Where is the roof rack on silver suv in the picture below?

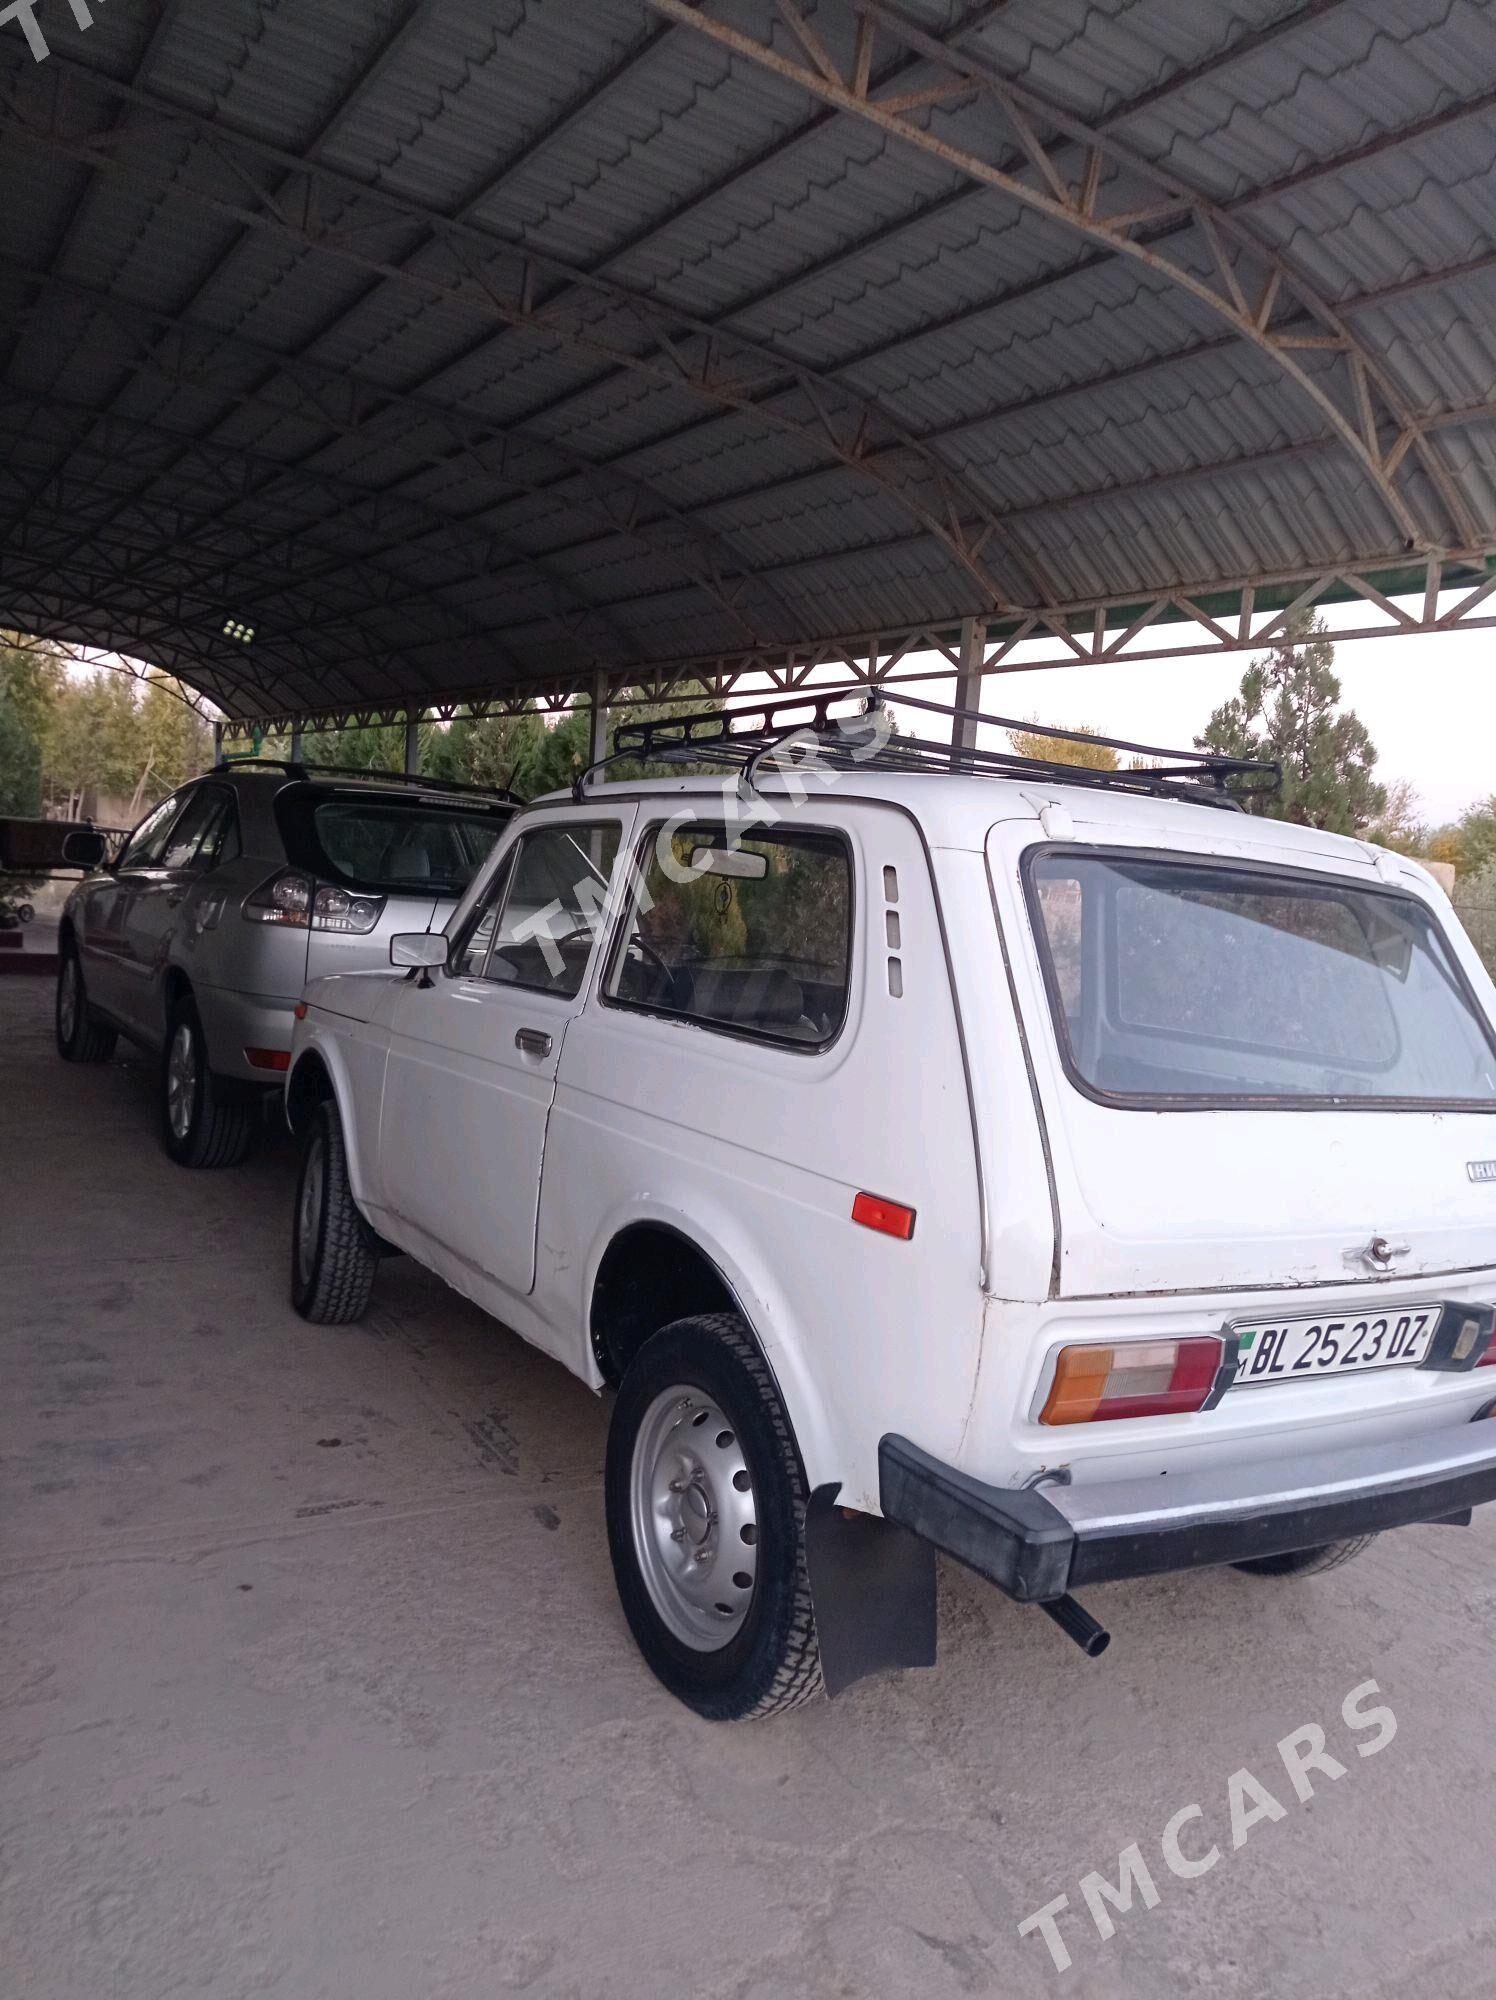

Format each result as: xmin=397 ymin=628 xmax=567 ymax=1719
xmin=216 ymin=757 xmax=522 ymax=808
xmin=577 ymin=691 xmax=1278 ymax=811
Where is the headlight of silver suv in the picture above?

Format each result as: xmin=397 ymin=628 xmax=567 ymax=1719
xmin=243 ymin=871 xmax=384 ymax=934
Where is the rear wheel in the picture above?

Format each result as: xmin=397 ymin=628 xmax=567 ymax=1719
xmin=606 ymin=1314 xmax=822 ymax=1721
xmin=1233 ymin=1536 xmax=1377 ymax=1578
xmin=55 ymin=943 xmax=116 ymax=1063
xmin=160 ymin=999 xmax=257 ymax=1168
xmin=291 ymin=1099 xmax=378 ymax=1324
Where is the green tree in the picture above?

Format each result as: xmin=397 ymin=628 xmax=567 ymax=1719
xmin=1454 ymin=857 xmax=1496 ymax=982
xmin=44 ymin=673 xmax=143 ymax=817
xmin=1365 ymin=778 xmax=1430 ymax=858
xmin=128 ymin=673 xmax=211 ymax=816
xmin=1198 ymin=613 xmax=1387 ymax=833
xmin=1436 ymin=796 xmax=1496 ymax=878
xmin=0 ymin=638 xmax=66 ymax=749
xmin=0 ymin=683 xmax=43 ymax=815
xmin=1007 ymin=718 xmax=1119 ymax=771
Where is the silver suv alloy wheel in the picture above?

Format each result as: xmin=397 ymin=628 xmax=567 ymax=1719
xmin=165 ymin=1020 xmax=198 ymax=1142
xmin=629 ymin=1386 xmax=759 ymax=1649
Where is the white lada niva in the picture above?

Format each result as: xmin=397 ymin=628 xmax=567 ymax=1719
xmin=284 ymin=696 xmax=1496 ymax=1719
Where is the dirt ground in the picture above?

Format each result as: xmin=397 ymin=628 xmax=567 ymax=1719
xmin=4 ymin=973 xmax=1496 ymax=2000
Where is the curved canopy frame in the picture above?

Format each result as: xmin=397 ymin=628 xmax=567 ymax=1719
xmin=0 ymin=0 xmax=1492 ymax=726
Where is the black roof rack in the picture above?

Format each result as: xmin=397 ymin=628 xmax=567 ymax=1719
xmin=216 ymin=757 xmax=521 ymax=807
xmin=577 ymin=692 xmax=1277 ymax=810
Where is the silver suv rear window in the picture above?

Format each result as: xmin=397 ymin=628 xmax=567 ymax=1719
xmin=1026 ymin=849 xmax=1496 ymax=1109
xmin=276 ymin=789 xmax=509 ymax=896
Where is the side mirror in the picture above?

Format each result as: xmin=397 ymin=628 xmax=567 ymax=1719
xmin=390 ymin=932 xmax=448 ymax=971
xmin=61 ymin=829 xmax=109 ymax=870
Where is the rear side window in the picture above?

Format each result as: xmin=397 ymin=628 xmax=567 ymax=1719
xmin=275 ymin=789 xmax=509 ymax=895
xmin=1027 ymin=848 xmax=1496 ymax=1108
xmin=605 ymin=823 xmax=852 ymax=1047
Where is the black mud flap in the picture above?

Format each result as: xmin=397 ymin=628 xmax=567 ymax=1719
xmin=804 ymin=1484 xmax=938 ymax=1697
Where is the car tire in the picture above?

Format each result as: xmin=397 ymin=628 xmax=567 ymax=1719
xmin=291 ymin=1098 xmax=379 ymax=1324
xmin=55 ymin=942 xmax=117 ymax=1063
xmin=1232 ymin=1536 xmax=1378 ymax=1578
xmin=606 ymin=1313 xmax=823 ymax=1721
xmin=160 ymin=998 xmax=257 ymax=1168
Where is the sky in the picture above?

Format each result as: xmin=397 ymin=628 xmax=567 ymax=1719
xmin=850 ymin=589 xmax=1494 ymax=830
xmin=70 ymin=584 xmax=1492 ymax=828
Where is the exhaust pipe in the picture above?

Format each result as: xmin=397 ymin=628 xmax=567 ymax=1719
xmin=1039 ymin=1593 xmax=1111 ymax=1657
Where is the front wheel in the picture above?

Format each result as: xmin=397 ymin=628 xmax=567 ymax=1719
xmin=291 ymin=1099 xmax=378 ymax=1323
xmin=605 ymin=1314 xmax=823 ymax=1721
xmin=1233 ymin=1536 xmax=1377 ymax=1578
xmin=161 ymin=1000 xmax=257 ymax=1168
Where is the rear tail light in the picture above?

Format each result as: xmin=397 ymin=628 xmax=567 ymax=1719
xmin=244 ymin=870 xmax=313 ymax=927
xmin=310 ymin=885 xmax=383 ymax=934
xmin=243 ymin=872 xmax=384 ymax=934
xmin=1040 ymin=1336 xmax=1227 ymax=1425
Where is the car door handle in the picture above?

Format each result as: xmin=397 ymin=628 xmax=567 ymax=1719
xmin=515 ymin=1028 xmax=552 ymax=1058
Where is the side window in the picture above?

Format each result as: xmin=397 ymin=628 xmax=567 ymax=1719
xmin=459 ymin=823 xmax=622 ymax=998
xmin=160 ymin=787 xmax=233 ymax=871
xmin=451 ymin=847 xmax=517 ymax=978
xmin=605 ymin=823 xmax=853 ymax=1047
xmin=117 ymin=795 xmax=184 ymax=872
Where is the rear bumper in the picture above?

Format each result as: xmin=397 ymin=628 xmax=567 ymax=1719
xmin=879 ymin=1418 xmax=1496 ymax=1603
xmin=193 ymin=983 xmax=297 ymax=1085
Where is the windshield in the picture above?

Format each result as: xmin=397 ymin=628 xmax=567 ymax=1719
xmin=1026 ymin=849 xmax=1496 ymax=1109
xmin=277 ymin=789 xmax=510 ymax=896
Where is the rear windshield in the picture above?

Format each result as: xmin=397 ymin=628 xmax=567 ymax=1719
xmin=1025 ymin=849 xmax=1496 ymax=1109
xmin=276 ymin=789 xmax=510 ymax=896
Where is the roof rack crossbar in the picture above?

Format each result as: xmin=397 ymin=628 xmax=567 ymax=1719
xmin=584 ymin=691 xmax=1278 ymax=810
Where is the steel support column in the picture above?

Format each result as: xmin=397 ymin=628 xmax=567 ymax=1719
xmin=951 ymin=616 xmax=983 ymax=770
xmin=588 ymin=668 xmax=611 ymax=769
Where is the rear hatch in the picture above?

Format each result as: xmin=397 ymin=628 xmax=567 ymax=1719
xmin=273 ymin=780 xmax=513 ymax=983
xmin=990 ymin=817 xmax=1496 ymax=1298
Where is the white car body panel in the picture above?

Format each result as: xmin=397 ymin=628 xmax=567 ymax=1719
xmin=288 ymin=769 xmax=1496 ymax=1518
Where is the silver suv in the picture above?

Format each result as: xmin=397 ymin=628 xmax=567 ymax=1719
xmin=56 ymin=760 xmax=516 ymax=1167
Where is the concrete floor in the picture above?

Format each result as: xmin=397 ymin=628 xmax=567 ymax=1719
xmin=5 ymin=974 xmax=1496 ymax=2000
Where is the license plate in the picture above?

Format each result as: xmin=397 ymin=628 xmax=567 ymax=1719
xmin=1230 ymin=1305 xmax=1438 ymax=1388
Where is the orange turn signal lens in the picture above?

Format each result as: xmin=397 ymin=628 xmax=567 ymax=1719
xmin=1040 ymin=1336 xmax=1224 ymax=1425
xmin=293 ymin=1001 xmax=308 ymax=1021
xmin=851 ymin=1191 xmax=916 ymax=1240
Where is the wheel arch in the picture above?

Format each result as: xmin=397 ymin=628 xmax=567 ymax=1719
xmin=286 ymin=1045 xmax=336 ymax=1137
xmin=162 ymin=964 xmax=194 ymax=1022
xmin=284 ymin=1031 xmax=376 ymax=1211
xmin=584 ymin=1207 xmax=837 ymax=1492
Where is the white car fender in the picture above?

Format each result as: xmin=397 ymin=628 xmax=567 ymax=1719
xmin=580 ymin=1193 xmax=841 ymax=1497
xmin=287 ymin=1016 xmax=377 ymax=1212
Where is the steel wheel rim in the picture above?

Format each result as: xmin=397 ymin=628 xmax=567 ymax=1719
xmin=166 ymin=1021 xmax=197 ymax=1140
xmin=58 ymin=957 xmax=78 ymax=1041
xmin=629 ymin=1384 xmax=758 ymax=1651
xmin=296 ymin=1131 xmax=325 ymax=1287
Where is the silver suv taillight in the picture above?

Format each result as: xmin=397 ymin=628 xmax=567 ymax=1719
xmin=242 ymin=870 xmax=384 ymax=934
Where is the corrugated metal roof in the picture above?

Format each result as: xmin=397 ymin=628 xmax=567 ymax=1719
xmin=0 ymin=0 xmax=1493 ymax=721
